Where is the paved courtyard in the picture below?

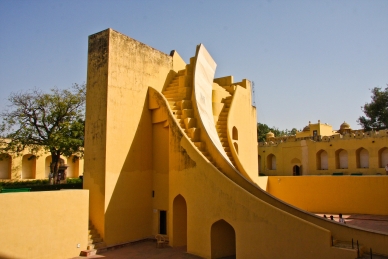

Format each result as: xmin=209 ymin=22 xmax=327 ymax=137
xmin=72 ymin=214 xmax=388 ymax=259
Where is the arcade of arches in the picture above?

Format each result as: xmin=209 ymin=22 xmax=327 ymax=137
xmin=0 ymin=153 xmax=83 ymax=180
xmin=258 ymin=121 xmax=388 ymax=175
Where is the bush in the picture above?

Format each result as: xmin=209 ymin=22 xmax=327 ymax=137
xmin=0 ymin=178 xmax=82 ymax=192
xmin=66 ymin=178 xmax=82 ymax=184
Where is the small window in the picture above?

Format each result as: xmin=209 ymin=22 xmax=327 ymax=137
xmin=232 ymin=127 xmax=238 ymax=140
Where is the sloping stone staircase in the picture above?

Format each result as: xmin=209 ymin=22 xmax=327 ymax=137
xmin=87 ymin=221 xmax=106 ymax=252
xmin=215 ymin=94 xmax=236 ymax=167
xmin=163 ymin=58 xmax=224 ymax=171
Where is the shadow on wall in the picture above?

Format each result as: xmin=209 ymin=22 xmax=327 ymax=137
xmin=105 ymin=97 xmax=154 ymax=245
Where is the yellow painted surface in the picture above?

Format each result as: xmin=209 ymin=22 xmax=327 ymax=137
xmin=267 ymin=176 xmax=388 ymax=215
xmin=84 ymin=29 xmax=173 ymax=246
xmin=227 ymin=80 xmax=258 ymax=182
xmin=0 ymin=148 xmax=84 ymax=180
xmin=259 ymin=124 xmax=388 ymax=176
xmin=0 ymin=190 xmax=89 ymax=259
xmin=84 ymin=29 xmax=388 ymax=258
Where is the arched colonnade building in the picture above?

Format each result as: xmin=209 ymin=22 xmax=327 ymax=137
xmin=258 ymin=120 xmax=388 ymax=176
xmin=0 ymin=151 xmax=83 ymax=180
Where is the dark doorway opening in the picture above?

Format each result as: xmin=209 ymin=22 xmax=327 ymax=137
xmin=160 ymin=210 xmax=167 ymax=234
xmin=293 ymin=165 xmax=300 ymax=176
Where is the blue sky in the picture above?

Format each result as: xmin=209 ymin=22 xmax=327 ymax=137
xmin=0 ymin=1 xmax=387 ymax=132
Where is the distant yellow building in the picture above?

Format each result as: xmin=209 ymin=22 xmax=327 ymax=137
xmin=0 ymin=149 xmax=83 ymax=180
xmin=259 ymin=120 xmax=388 ymax=176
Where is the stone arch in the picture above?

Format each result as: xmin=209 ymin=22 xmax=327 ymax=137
xmin=232 ymin=126 xmax=238 ymax=140
xmin=316 ymin=150 xmax=328 ymax=170
xmin=267 ymin=154 xmax=276 ymax=170
xmin=291 ymin=158 xmax=301 ymax=175
xmin=45 ymin=155 xmax=52 ymax=178
xmin=0 ymin=154 xmax=12 ymax=179
xmin=335 ymin=149 xmax=348 ymax=169
xmin=378 ymin=147 xmax=388 ymax=168
xmin=22 ymin=154 xmax=36 ymax=179
xmin=173 ymin=194 xmax=187 ymax=247
xmin=211 ymin=219 xmax=236 ymax=259
xmin=356 ymin=147 xmax=369 ymax=168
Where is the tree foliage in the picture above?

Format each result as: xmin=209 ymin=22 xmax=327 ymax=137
xmin=358 ymin=86 xmax=388 ymax=131
xmin=0 ymin=84 xmax=86 ymax=182
xmin=257 ymin=123 xmax=298 ymax=142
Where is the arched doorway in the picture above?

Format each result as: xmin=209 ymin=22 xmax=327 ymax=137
xmin=66 ymin=155 xmax=79 ymax=178
xmin=316 ymin=150 xmax=328 ymax=170
xmin=335 ymin=149 xmax=348 ymax=169
xmin=45 ymin=155 xmax=52 ymax=178
xmin=173 ymin=195 xmax=187 ymax=247
xmin=0 ymin=155 xmax=11 ymax=179
xmin=291 ymin=158 xmax=301 ymax=176
xmin=356 ymin=148 xmax=369 ymax=168
xmin=379 ymin=147 xmax=388 ymax=168
xmin=293 ymin=165 xmax=300 ymax=176
xmin=267 ymin=154 xmax=276 ymax=170
xmin=211 ymin=219 xmax=236 ymax=259
xmin=22 ymin=154 xmax=36 ymax=179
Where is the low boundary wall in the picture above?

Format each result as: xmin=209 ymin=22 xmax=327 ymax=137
xmin=0 ymin=190 xmax=89 ymax=259
xmin=266 ymin=176 xmax=388 ymax=215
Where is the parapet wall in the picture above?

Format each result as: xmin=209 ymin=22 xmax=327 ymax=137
xmin=0 ymin=190 xmax=89 ymax=259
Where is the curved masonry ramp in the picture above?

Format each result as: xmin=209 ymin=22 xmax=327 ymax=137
xmin=193 ymin=44 xmax=233 ymax=166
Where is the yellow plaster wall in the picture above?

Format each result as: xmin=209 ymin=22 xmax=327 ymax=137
xmin=85 ymin=29 xmax=388 ymax=258
xmin=227 ymin=81 xmax=258 ymax=182
xmin=84 ymin=29 xmax=174 ymax=246
xmin=267 ymin=176 xmax=388 ymax=215
xmin=168 ymin=133 xmax=357 ymax=259
xmin=0 ymin=190 xmax=89 ymax=259
xmin=259 ymin=131 xmax=388 ymax=176
xmin=152 ymin=122 xmax=170 ymax=234
xmin=3 ymin=151 xmax=83 ymax=180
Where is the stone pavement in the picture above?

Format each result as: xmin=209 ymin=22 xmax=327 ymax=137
xmin=72 ymin=214 xmax=388 ymax=259
xmin=71 ymin=239 xmax=203 ymax=259
xmin=316 ymin=214 xmax=388 ymax=234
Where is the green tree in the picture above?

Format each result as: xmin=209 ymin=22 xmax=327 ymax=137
xmin=257 ymin=123 xmax=298 ymax=142
xmin=358 ymin=86 xmax=388 ymax=131
xmin=0 ymin=84 xmax=86 ymax=183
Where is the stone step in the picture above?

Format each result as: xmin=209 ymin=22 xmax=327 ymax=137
xmin=187 ymin=127 xmax=200 ymax=141
xmin=164 ymin=87 xmax=190 ymax=95
xmin=88 ymin=233 xmax=100 ymax=239
xmin=93 ymin=242 xmax=107 ymax=250
xmin=89 ymin=237 xmax=103 ymax=244
xmin=194 ymin=142 xmax=206 ymax=150
xmin=223 ymin=99 xmax=232 ymax=105
xmin=182 ymin=109 xmax=194 ymax=119
xmin=163 ymin=93 xmax=187 ymax=99
xmin=176 ymin=100 xmax=192 ymax=109
xmin=88 ymin=229 xmax=98 ymax=235
xmin=80 ymin=249 xmax=97 ymax=257
xmin=173 ymin=110 xmax=182 ymax=115
xmin=184 ymin=117 xmax=196 ymax=129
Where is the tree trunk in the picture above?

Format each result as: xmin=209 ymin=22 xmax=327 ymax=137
xmin=49 ymin=151 xmax=61 ymax=185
